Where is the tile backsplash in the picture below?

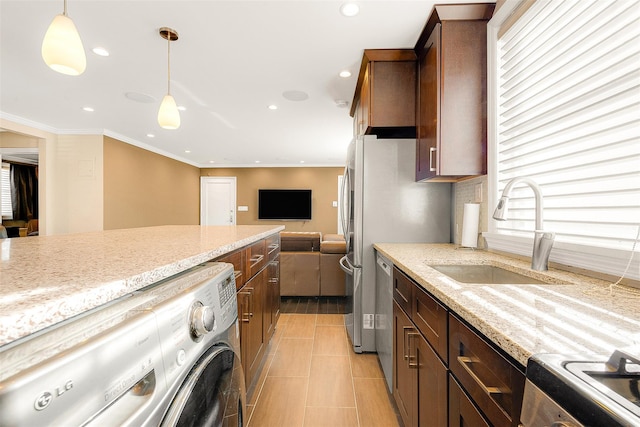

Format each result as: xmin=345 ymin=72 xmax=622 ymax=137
xmin=453 ymin=175 xmax=488 ymax=248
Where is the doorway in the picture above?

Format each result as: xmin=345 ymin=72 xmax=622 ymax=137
xmin=200 ymin=177 xmax=237 ymax=226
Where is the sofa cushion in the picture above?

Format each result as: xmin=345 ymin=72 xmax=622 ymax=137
xmin=320 ymin=240 xmax=346 ymax=254
xmin=280 ymin=231 xmax=321 ymax=252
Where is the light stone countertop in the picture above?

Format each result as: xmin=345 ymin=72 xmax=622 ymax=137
xmin=374 ymin=243 xmax=640 ymax=367
xmin=0 ymin=225 xmax=284 ymax=347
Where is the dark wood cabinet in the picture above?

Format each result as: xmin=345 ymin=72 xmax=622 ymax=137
xmin=264 ymin=254 xmax=280 ymax=341
xmin=415 ymin=4 xmax=494 ymax=181
xmin=393 ymin=267 xmax=448 ymax=427
xmin=219 ymin=232 xmax=280 ymax=389
xmin=217 ymin=247 xmax=246 ymax=290
xmin=351 ymin=49 xmax=417 ymax=138
xmin=393 ymin=301 xmax=415 ymax=427
xmin=238 ymin=268 xmax=266 ymax=386
xmin=449 ymin=374 xmax=491 ymax=427
xmin=449 ymin=314 xmax=525 ymax=427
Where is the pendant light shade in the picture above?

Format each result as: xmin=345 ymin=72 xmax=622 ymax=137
xmin=158 ymin=94 xmax=181 ymax=129
xmin=41 ymin=1 xmax=86 ymax=76
xmin=158 ymin=27 xmax=180 ymax=130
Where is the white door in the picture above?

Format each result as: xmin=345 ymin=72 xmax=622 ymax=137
xmin=200 ymin=177 xmax=237 ymax=225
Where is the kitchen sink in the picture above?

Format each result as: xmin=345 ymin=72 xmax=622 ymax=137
xmin=430 ymin=264 xmax=549 ymax=285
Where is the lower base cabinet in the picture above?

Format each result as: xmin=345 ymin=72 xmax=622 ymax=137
xmin=392 ymin=266 xmax=525 ymax=427
xmin=393 ymin=301 xmax=448 ymax=427
xmin=238 ymin=269 xmax=266 ymax=386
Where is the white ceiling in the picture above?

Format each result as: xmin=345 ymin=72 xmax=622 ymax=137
xmin=0 ymin=0 xmax=488 ymax=167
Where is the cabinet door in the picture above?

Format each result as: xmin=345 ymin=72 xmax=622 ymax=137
xmin=449 ymin=374 xmax=490 ymax=427
xmin=241 ymin=271 xmax=266 ymax=387
xmin=264 ymin=255 xmax=280 ymax=340
xmin=393 ymin=301 xmax=415 ymax=427
xmin=416 ymin=333 xmax=448 ymax=427
xmin=416 ymin=23 xmax=440 ymax=181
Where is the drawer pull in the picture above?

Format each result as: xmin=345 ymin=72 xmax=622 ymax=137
xmin=250 ymin=254 xmax=264 ymax=266
xmin=457 ymin=356 xmax=503 ymax=395
xmin=268 ymin=243 xmax=279 ymax=250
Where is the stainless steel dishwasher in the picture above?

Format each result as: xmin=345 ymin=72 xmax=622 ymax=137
xmin=375 ymin=251 xmax=393 ymax=392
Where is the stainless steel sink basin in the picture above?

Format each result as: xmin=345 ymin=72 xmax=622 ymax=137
xmin=430 ymin=264 xmax=548 ymax=284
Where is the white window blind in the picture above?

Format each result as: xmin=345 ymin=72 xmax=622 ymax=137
xmin=1 ymin=163 xmax=12 ymax=219
xmin=490 ymin=0 xmax=640 ymax=279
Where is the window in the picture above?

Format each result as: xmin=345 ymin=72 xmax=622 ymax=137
xmin=486 ymin=0 xmax=640 ymax=281
xmin=1 ymin=162 xmax=12 ymax=219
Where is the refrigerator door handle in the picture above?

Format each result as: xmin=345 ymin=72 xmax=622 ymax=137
xmin=339 ymin=255 xmax=354 ymax=275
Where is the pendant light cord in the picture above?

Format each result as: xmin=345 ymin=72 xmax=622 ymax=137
xmin=167 ymin=36 xmax=171 ymax=95
xmin=63 ymin=0 xmax=68 ymax=16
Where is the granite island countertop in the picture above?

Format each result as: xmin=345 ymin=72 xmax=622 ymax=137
xmin=0 ymin=225 xmax=284 ymax=346
xmin=374 ymin=243 xmax=640 ymax=367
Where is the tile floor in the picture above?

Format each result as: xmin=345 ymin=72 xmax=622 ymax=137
xmin=246 ymin=313 xmax=401 ymax=427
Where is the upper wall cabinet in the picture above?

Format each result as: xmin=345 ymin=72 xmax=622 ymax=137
xmin=351 ymin=49 xmax=417 ymax=139
xmin=415 ymin=4 xmax=495 ymax=182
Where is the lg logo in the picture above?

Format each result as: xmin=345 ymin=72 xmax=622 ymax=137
xmin=34 ymin=380 xmax=73 ymax=411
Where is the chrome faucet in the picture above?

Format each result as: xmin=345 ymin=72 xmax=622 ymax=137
xmin=493 ymin=177 xmax=555 ymax=271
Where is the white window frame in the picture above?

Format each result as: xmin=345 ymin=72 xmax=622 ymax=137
xmin=484 ymin=0 xmax=640 ymax=282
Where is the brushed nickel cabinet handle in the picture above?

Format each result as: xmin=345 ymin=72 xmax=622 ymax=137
xmin=429 ymin=147 xmax=437 ymax=172
xmin=408 ymin=332 xmax=421 ymax=368
xmin=457 ymin=356 xmax=503 ymax=395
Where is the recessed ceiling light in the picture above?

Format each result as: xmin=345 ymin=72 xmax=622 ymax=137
xmin=340 ymin=2 xmax=359 ymax=17
xmin=177 ymin=105 xmax=186 ymax=111
xmin=268 ymin=105 xmax=278 ymax=110
xmin=300 ymin=160 xmax=305 ymax=164
xmin=92 ymin=47 xmax=109 ymax=57
xmin=82 ymin=106 xmax=94 ymax=112
xmin=255 ymin=160 xmax=261 ymax=164
xmin=185 ymin=150 xmax=191 ymax=154
xmin=147 ymin=133 xmax=155 ymax=138
xmin=339 ymin=70 xmax=352 ymax=78
xmin=209 ymin=160 xmax=215 ymax=164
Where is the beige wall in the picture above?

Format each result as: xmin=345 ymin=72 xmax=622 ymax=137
xmin=201 ymin=167 xmax=343 ymax=235
xmin=103 ymin=137 xmax=200 ymax=230
xmin=48 ymin=134 xmax=104 ymax=234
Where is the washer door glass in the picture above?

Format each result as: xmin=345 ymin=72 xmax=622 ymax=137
xmin=162 ymin=346 xmax=244 ymax=427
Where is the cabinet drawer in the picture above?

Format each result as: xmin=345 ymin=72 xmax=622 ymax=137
xmin=449 ymin=314 xmax=524 ymax=427
xmin=413 ymin=285 xmax=448 ymax=362
xmin=265 ymin=233 xmax=280 ymax=262
xmin=216 ymin=249 xmax=246 ymax=290
xmin=246 ymin=239 xmax=267 ymax=279
xmin=393 ymin=267 xmax=413 ymax=314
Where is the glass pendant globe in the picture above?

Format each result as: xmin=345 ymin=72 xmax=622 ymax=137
xmin=41 ymin=14 xmax=86 ymax=76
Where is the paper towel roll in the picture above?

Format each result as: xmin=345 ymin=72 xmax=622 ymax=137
xmin=461 ymin=203 xmax=480 ymax=248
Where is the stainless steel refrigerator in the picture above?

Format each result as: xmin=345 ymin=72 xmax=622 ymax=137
xmin=339 ymin=135 xmax=451 ymax=355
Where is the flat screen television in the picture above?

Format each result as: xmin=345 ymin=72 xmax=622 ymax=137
xmin=258 ymin=189 xmax=312 ymax=220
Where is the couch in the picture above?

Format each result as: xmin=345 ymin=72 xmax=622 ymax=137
xmin=280 ymin=232 xmax=347 ymax=296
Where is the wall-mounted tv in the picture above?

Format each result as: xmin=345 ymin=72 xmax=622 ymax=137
xmin=258 ymin=189 xmax=312 ymax=220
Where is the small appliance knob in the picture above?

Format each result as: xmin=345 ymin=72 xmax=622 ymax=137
xmin=189 ymin=301 xmax=215 ymax=340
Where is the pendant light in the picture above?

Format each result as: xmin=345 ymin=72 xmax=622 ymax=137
xmin=41 ymin=0 xmax=86 ymax=76
xmin=157 ymin=27 xmax=180 ymax=130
